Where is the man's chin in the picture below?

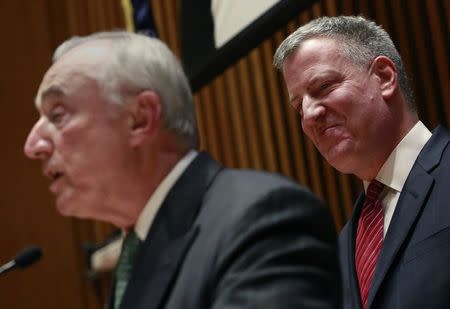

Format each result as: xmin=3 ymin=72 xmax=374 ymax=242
xmin=323 ymin=151 xmax=354 ymax=173
xmin=56 ymin=200 xmax=76 ymax=217
xmin=55 ymin=193 xmax=80 ymax=217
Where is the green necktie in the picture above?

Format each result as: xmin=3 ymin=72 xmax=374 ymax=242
xmin=114 ymin=230 xmax=141 ymax=309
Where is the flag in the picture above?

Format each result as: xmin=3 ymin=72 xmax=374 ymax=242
xmin=121 ymin=0 xmax=158 ymax=37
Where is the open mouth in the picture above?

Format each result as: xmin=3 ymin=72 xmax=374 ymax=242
xmin=50 ymin=171 xmax=63 ymax=181
xmin=44 ymin=168 xmax=64 ymax=193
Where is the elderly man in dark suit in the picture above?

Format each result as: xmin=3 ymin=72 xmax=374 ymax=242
xmin=274 ymin=15 xmax=450 ymax=309
xmin=24 ymin=31 xmax=340 ymax=309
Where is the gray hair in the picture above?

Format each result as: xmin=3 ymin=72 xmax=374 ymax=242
xmin=53 ymin=31 xmax=198 ymax=147
xmin=274 ymin=15 xmax=415 ymax=109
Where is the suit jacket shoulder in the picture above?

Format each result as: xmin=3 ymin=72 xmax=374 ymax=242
xmin=123 ymin=152 xmax=341 ymax=309
xmin=339 ymin=125 xmax=450 ymax=309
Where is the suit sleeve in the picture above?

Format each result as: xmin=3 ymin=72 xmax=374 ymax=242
xmin=210 ymin=187 xmax=341 ymax=309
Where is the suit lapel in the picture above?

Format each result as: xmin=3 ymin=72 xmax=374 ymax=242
xmin=366 ymin=126 xmax=450 ymax=308
xmin=343 ymin=193 xmax=365 ymax=309
xmin=366 ymin=167 xmax=433 ymax=308
xmin=121 ymin=226 xmax=199 ymax=309
xmin=120 ymin=152 xmax=222 ymax=309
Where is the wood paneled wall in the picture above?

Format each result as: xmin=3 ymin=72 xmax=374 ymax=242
xmin=152 ymin=0 xmax=449 ymax=230
xmin=1 ymin=0 xmax=447 ymax=308
xmin=0 ymin=1 xmax=123 ymax=308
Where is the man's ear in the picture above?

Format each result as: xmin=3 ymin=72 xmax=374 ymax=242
xmin=370 ymin=56 xmax=397 ymax=100
xmin=128 ymin=90 xmax=162 ymax=146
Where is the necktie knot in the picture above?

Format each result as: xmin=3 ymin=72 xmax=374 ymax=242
xmin=365 ymin=180 xmax=384 ymax=203
xmin=121 ymin=231 xmax=141 ymax=257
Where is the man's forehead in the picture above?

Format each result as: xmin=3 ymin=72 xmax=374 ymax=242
xmin=285 ymin=39 xmax=346 ymax=75
xmin=35 ymin=62 xmax=73 ymax=109
xmin=57 ymin=39 xmax=112 ymax=64
xmin=295 ymin=38 xmax=339 ymax=61
xmin=35 ymin=42 xmax=108 ymax=109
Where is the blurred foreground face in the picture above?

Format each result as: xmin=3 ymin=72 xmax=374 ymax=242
xmin=24 ymin=44 xmax=134 ymax=220
xmin=282 ymin=38 xmax=390 ymax=176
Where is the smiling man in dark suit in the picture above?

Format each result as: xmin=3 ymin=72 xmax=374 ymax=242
xmin=23 ymin=31 xmax=340 ymax=309
xmin=274 ymin=15 xmax=450 ymax=309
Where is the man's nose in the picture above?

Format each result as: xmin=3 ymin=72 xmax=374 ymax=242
xmin=302 ymin=96 xmax=326 ymax=125
xmin=24 ymin=120 xmax=53 ymax=160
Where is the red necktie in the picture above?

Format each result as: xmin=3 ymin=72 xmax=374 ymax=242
xmin=355 ymin=180 xmax=385 ymax=309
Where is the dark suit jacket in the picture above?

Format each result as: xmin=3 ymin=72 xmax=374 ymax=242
xmin=109 ymin=152 xmax=340 ymax=309
xmin=340 ymin=126 xmax=450 ymax=309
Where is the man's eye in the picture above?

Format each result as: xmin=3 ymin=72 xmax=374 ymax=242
xmin=320 ymin=81 xmax=332 ymax=90
xmin=48 ymin=106 xmax=66 ymax=125
xmin=50 ymin=113 xmax=63 ymax=124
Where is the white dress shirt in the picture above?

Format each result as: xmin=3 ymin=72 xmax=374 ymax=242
xmin=134 ymin=150 xmax=198 ymax=241
xmin=90 ymin=151 xmax=198 ymax=272
xmin=363 ymin=121 xmax=432 ymax=237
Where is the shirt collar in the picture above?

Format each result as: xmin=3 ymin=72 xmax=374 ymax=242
xmin=134 ymin=150 xmax=198 ymax=240
xmin=364 ymin=121 xmax=432 ymax=192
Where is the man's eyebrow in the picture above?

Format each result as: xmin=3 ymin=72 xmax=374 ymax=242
xmin=35 ymin=86 xmax=66 ymax=108
xmin=308 ymin=70 xmax=339 ymax=86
